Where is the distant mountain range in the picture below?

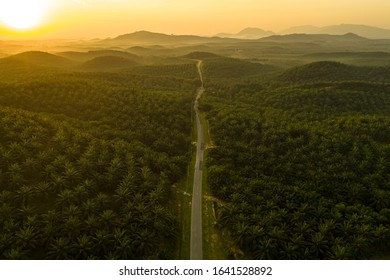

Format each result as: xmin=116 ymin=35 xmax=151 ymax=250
xmin=215 ymin=24 xmax=390 ymax=39
xmin=100 ymin=25 xmax=390 ymax=48
xmin=260 ymin=33 xmax=367 ymax=43
xmin=280 ymin=24 xmax=390 ymax=39
xmin=216 ymin=27 xmax=275 ymax=39
xmin=103 ymin=30 xmax=239 ymax=46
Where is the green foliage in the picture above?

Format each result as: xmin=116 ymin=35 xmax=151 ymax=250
xmin=1 ymin=51 xmax=75 ymax=68
xmin=202 ymin=57 xmax=276 ymax=81
xmin=80 ymin=56 xmax=138 ymax=71
xmin=183 ymin=52 xmax=221 ymax=60
xmin=130 ymin=63 xmax=199 ymax=81
xmin=277 ymin=61 xmax=390 ymax=85
xmin=0 ymin=67 xmax=196 ymax=259
xmin=202 ymin=62 xmax=390 ymax=259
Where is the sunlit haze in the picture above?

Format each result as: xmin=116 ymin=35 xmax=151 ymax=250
xmin=0 ymin=0 xmax=390 ymax=39
xmin=0 ymin=0 xmax=50 ymax=30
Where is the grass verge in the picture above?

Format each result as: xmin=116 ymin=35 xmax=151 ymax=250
xmin=175 ymin=100 xmax=197 ymax=259
xmin=199 ymin=103 xmax=227 ymax=260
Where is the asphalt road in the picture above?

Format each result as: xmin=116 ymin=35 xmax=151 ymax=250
xmin=190 ymin=61 xmax=204 ymax=260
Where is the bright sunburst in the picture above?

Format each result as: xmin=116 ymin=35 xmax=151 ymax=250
xmin=0 ymin=0 xmax=50 ymax=30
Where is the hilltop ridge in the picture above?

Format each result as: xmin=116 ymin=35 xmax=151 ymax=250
xmin=215 ymin=24 xmax=390 ymax=39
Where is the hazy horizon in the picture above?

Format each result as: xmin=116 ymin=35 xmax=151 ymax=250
xmin=1 ymin=0 xmax=390 ymax=40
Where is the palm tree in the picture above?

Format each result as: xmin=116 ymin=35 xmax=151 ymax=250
xmin=339 ymin=220 xmax=353 ymax=238
xmin=63 ymin=162 xmax=80 ymax=184
xmin=17 ymin=204 xmax=36 ymax=219
xmin=8 ymin=163 xmax=25 ymax=187
xmin=37 ymin=148 xmax=55 ymax=165
xmin=93 ymin=229 xmax=113 ymax=257
xmin=16 ymin=185 xmax=37 ymax=206
xmin=351 ymin=234 xmax=370 ymax=258
xmin=42 ymin=223 xmax=57 ymax=246
xmin=132 ymin=193 xmax=146 ymax=206
xmin=373 ymin=225 xmax=389 ymax=248
xmin=100 ymin=209 xmax=118 ymax=229
xmin=15 ymin=226 xmax=39 ymax=250
xmin=310 ymin=232 xmax=329 ymax=258
xmin=245 ymin=225 xmax=264 ymax=248
xmin=0 ymin=232 xmax=13 ymax=256
xmin=330 ymin=244 xmax=351 ymax=260
xmin=254 ymin=239 xmax=276 ymax=259
xmin=56 ymin=189 xmax=75 ymax=208
xmin=0 ymin=148 xmax=12 ymax=166
xmin=81 ymin=178 xmax=97 ymax=194
xmin=114 ymin=184 xmax=132 ymax=203
xmin=3 ymin=247 xmax=27 ymax=260
xmin=76 ymin=234 xmax=93 ymax=259
xmin=82 ymin=199 xmax=98 ymax=217
xmin=314 ymin=205 xmax=329 ymax=219
xmin=140 ymin=166 xmax=154 ymax=191
xmin=107 ymin=157 xmax=123 ymax=177
xmin=47 ymin=237 xmax=73 ymax=260
xmin=104 ymin=250 xmax=121 ymax=260
xmin=112 ymin=228 xmax=134 ymax=259
xmin=63 ymin=215 xmax=82 ymax=238
xmin=132 ymin=228 xmax=155 ymax=258
xmin=95 ymin=193 xmax=110 ymax=209
xmin=23 ymin=157 xmax=39 ymax=176
xmin=73 ymin=184 xmax=88 ymax=203
xmin=282 ymin=242 xmax=300 ymax=259
xmin=0 ymin=203 xmax=14 ymax=221
xmin=218 ymin=203 xmax=240 ymax=227
xmin=147 ymin=185 xmax=165 ymax=204
xmin=291 ymin=233 xmax=309 ymax=258
xmin=296 ymin=221 xmax=312 ymax=236
xmin=318 ymin=219 xmax=335 ymax=236
xmin=51 ymin=174 xmax=66 ymax=192
xmin=35 ymin=181 xmax=51 ymax=198
xmin=85 ymin=214 xmax=100 ymax=231
xmin=0 ymin=190 xmax=13 ymax=204
xmin=233 ymin=222 xmax=249 ymax=248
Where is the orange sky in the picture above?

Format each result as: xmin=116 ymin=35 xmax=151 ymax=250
xmin=0 ymin=0 xmax=390 ymax=39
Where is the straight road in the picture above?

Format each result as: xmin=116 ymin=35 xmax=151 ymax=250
xmin=190 ymin=61 xmax=204 ymax=260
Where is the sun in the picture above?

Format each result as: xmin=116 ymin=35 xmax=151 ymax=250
xmin=0 ymin=0 xmax=50 ymax=30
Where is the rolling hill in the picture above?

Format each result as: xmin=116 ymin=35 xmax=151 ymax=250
xmin=183 ymin=51 xmax=221 ymax=60
xmin=0 ymin=51 xmax=76 ymax=68
xmin=58 ymin=50 xmax=139 ymax=62
xmin=277 ymin=61 xmax=390 ymax=84
xmin=79 ymin=56 xmax=138 ymax=71
xmin=302 ymin=52 xmax=390 ymax=66
xmin=201 ymin=56 xmax=277 ymax=79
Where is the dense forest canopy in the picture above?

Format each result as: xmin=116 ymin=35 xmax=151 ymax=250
xmin=200 ymin=61 xmax=390 ymax=259
xmin=1 ymin=42 xmax=389 ymax=260
xmin=0 ymin=61 xmax=198 ymax=259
